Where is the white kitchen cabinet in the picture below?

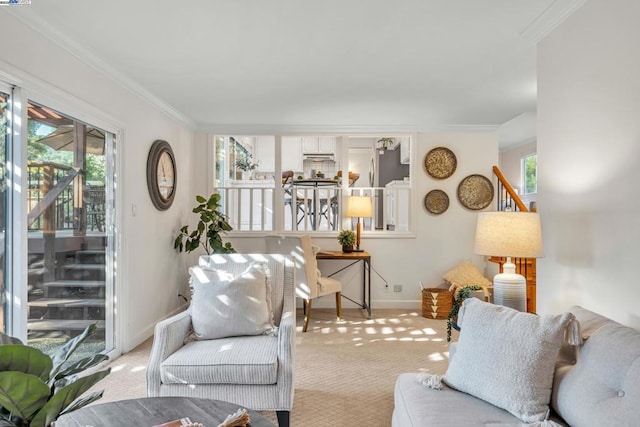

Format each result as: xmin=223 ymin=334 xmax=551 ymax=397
xmin=254 ymin=136 xmax=275 ymax=172
xmin=385 ymin=180 xmax=410 ymax=231
xmin=282 ymin=137 xmax=303 ymax=172
xmin=400 ymin=138 xmax=410 ymax=164
xmin=302 ymin=136 xmax=336 ymax=154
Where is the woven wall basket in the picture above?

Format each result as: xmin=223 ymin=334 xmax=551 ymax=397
xmin=421 ymin=288 xmax=454 ymax=320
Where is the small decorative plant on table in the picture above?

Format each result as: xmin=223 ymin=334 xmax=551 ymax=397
xmin=447 ymin=285 xmax=482 ymax=342
xmin=337 ymin=229 xmax=356 ymax=253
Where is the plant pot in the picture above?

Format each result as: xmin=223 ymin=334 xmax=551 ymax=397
xmin=342 ymin=245 xmax=353 ymax=253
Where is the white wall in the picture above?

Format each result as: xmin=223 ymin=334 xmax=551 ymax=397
xmin=224 ymin=132 xmax=499 ymax=309
xmin=537 ymin=0 xmax=640 ymax=329
xmin=1 ymin=10 xmax=197 ymax=351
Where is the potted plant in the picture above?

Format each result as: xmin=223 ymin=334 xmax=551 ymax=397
xmin=174 ymin=193 xmax=235 ymax=255
xmin=446 ymin=285 xmax=482 ymax=342
xmin=337 ymin=229 xmax=356 ymax=253
xmin=0 ymin=324 xmax=110 ymax=427
xmin=235 ymin=153 xmax=259 ymax=180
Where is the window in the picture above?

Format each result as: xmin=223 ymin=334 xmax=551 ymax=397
xmin=521 ymin=153 xmax=537 ymax=195
xmin=212 ymin=135 xmax=413 ymax=234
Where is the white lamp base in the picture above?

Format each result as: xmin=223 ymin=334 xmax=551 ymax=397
xmin=492 ymin=258 xmax=527 ymax=311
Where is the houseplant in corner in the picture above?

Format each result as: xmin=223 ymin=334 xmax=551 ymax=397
xmin=174 ymin=193 xmax=235 ymax=255
xmin=0 ymin=324 xmax=110 ymax=427
xmin=446 ymin=285 xmax=482 ymax=342
xmin=337 ymin=229 xmax=356 ymax=253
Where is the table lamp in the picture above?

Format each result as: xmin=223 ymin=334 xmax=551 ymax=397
xmin=473 ymin=211 xmax=543 ymax=311
xmin=346 ymin=196 xmax=373 ymax=252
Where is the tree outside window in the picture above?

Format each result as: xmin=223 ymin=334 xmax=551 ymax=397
xmin=522 ymin=154 xmax=537 ymax=194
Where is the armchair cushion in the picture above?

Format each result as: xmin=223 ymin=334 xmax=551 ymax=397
xmin=161 ymin=335 xmax=279 ymax=385
xmin=189 ymin=262 xmax=275 ymax=340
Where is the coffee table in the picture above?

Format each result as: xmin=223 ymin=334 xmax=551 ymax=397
xmin=55 ymin=397 xmax=275 ymax=427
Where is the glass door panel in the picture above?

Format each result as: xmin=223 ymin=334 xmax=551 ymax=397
xmin=0 ymin=87 xmax=10 ymax=334
xmin=26 ymin=101 xmax=114 ymax=357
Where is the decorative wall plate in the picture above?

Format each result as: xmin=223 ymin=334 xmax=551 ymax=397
xmin=425 ymin=147 xmax=457 ymax=179
xmin=457 ymin=174 xmax=494 ymax=210
xmin=424 ymin=190 xmax=449 ymax=215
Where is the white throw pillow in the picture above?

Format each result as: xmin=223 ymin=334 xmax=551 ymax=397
xmin=189 ymin=262 xmax=275 ymax=340
xmin=444 ymin=298 xmax=574 ymax=423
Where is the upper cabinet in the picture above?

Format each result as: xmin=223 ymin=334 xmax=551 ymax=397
xmin=282 ymin=137 xmax=303 ymax=172
xmin=302 ymin=136 xmax=336 ymax=154
xmin=254 ymin=136 xmax=275 ymax=172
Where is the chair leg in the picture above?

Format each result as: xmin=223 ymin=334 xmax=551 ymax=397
xmin=303 ymin=299 xmax=312 ymax=332
xmin=276 ymin=410 xmax=290 ymax=427
xmin=336 ymin=292 xmax=342 ymax=320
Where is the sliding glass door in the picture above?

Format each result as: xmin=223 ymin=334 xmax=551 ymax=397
xmin=25 ymin=101 xmax=116 ymax=356
xmin=0 ymin=85 xmax=11 ymax=335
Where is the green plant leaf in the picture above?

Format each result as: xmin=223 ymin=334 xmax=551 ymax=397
xmin=30 ymin=368 xmax=110 ymax=427
xmin=49 ymin=324 xmax=96 ymax=385
xmin=0 ymin=345 xmax=52 ymax=380
xmin=0 ymin=372 xmax=50 ymax=421
xmin=0 ymin=333 xmax=22 ymax=345
xmin=195 ymin=195 xmax=206 ymax=203
xmin=54 ymin=354 xmax=109 ymax=381
xmin=58 ymin=390 xmax=104 ymax=416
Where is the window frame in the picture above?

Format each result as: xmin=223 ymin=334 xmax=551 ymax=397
xmin=521 ymin=152 xmax=537 ymax=196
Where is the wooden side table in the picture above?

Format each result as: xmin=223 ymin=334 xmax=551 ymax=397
xmin=316 ymin=250 xmax=372 ymax=318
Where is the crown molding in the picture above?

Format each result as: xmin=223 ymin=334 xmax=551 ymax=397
xmin=521 ymin=0 xmax=588 ymax=44
xmin=196 ymin=123 xmax=499 ymax=135
xmin=6 ymin=9 xmax=196 ymax=130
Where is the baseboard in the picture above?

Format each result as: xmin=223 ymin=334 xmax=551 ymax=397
xmin=127 ymin=304 xmax=188 ymax=351
xmin=301 ymin=298 xmax=421 ymax=311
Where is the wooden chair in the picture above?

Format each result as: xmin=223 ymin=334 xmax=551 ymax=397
xmin=265 ymin=234 xmax=342 ymax=332
xmin=282 ymin=171 xmax=310 ymax=228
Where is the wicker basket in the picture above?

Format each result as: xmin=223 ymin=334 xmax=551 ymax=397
xmin=421 ymin=288 xmax=454 ymax=320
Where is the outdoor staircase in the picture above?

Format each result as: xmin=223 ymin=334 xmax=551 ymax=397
xmin=27 ymin=240 xmax=106 ymax=337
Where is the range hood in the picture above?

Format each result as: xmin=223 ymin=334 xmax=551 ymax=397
xmin=303 ymin=153 xmax=335 ymax=162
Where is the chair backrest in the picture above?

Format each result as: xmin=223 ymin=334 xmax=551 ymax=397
xmin=264 ymin=234 xmax=319 ymax=300
xmin=338 ymin=170 xmax=360 ymax=187
xmin=282 ymin=170 xmax=294 ymax=186
xmin=198 ymin=253 xmax=294 ymax=324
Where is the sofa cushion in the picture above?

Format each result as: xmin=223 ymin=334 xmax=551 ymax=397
xmin=444 ymin=298 xmax=573 ymax=423
xmin=189 ymin=262 xmax=275 ymax=340
xmin=553 ymin=321 xmax=640 ymax=427
xmin=161 ymin=335 xmax=279 ymax=385
xmin=393 ymin=373 xmax=524 ymax=427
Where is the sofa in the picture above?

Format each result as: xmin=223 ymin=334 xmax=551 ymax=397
xmin=392 ymin=303 xmax=640 ymax=426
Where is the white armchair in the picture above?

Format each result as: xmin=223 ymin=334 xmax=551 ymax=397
xmin=146 ymin=254 xmax=296 ymax=427
xmin=265 ymin=234 xmax=342 ymax=332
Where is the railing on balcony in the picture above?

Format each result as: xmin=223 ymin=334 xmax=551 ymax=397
xmin=215 ymin=184 xmax=411 ymax=233
xmin=27 ymin=162 xmax=76 ymax=231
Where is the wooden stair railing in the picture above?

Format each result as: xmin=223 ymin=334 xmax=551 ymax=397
xmin=490 ymin=165 xmax=537 ymax=313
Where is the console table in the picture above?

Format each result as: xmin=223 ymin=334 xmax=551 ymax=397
xmin=54 ymin=397 xmax=275 ymax=427
xmin=316 ymin=250 xmax=372 ymax=319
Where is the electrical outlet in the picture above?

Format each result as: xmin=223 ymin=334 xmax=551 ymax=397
xmin=384 ymin=284 xmax=390 ymax=293
xmin=394 ymin=284 xmax=403 ymax=292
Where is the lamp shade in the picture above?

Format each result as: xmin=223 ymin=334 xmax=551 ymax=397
xmin=474 ymin=212 xmax=543 ymax=258
xmin=346 ymin=196 xmax=373 ymax=218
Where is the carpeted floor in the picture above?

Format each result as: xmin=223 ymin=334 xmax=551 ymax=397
xmin=89 ymin=308 xmax=457 ymax=426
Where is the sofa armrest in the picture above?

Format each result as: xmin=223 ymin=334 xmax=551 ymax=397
xmin=146 ymin=309 xmax=192 ymax=396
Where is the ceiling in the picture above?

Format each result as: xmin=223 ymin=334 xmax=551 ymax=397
xmin=9 ymin=0 xmax=584 ymax=149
